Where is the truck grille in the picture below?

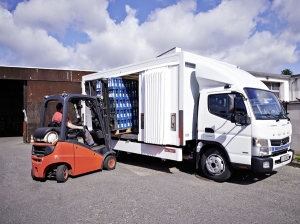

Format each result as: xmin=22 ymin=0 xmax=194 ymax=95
xmin=270 ymin=137 xmax=289 ymax=146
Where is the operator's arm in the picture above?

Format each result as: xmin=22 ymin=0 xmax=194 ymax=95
xmin=67 ymin=122 xmax=84 ymax=130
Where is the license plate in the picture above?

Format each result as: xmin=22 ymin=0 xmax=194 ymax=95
xmin=280 ymin=154 xmax=290 ymax=163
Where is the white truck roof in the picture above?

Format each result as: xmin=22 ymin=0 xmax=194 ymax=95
xmin=83 ymin=50 xmax=267 ymax=90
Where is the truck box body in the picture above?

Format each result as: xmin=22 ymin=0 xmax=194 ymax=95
xmin=83 ymin=51 xmax=263 ymax=145
xmin=82 ymin=49 xmax=293 ymax=180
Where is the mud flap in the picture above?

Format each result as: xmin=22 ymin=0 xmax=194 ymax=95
xmin=194 ymin=142 xmax=203 ymax=170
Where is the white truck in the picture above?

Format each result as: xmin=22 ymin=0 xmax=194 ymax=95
xmin=82 ymin=48 xmax=294 ymax=182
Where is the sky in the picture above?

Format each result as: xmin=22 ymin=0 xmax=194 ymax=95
xmin=0 ymin=0 xmax=300 ymax=75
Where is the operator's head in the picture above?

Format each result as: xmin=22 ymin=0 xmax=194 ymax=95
xmin=56 ymin=103 xmax=63 ymax=111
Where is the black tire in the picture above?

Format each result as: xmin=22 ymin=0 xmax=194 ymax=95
xmin=103 ymin=155 xmax=116 ymax=170
xmin=56 ymin=164 xmax=69 ymax=183
xmin=200 ymin=148 xmax=232 ymax=182
xmin=31 ymin=169 xmax=37 ymax=180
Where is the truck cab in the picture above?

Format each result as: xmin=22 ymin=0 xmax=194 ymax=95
xmin=197 ymin=78 xmax=293 ymax=181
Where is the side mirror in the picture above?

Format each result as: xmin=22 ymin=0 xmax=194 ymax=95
xmin=228 ymin=95 xmax=251 ymax=126
xmin=227 ymin=94 xmax=235 ymax=113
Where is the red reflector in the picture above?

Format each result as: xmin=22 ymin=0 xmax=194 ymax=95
xmin=164 ymin=148 xmax=176 ymax=153
xmin=238 ymin=165 xmax=248 ymax=169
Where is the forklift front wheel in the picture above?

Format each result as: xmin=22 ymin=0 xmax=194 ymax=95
xmin=103 ymin=155 xmax=116 ymax=170
xmin=56 ymin=164 xmax=69 ymax=183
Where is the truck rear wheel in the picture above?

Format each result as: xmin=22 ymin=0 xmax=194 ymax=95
xmin=103 ymin=155 xmax=116 ymax=170
xmin=56 ymin=164 xmax=69 ymax=183
xmin=200 ymin=148 xmax=232 ymax=182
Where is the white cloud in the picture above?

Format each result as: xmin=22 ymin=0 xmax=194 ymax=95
xmin=13 ymin=0 xmax=109 ymax=36
xmin=272 ymin=0 xmax=300 ymax=34
xmin=73 ymin=5 xmax=154 ymax=70
xmin=0 ymin=6 xmax=71 ymax=67
xmin=220 ymin=31 xmax=298 ymax=71
xmin=140 ymin=0 xmax=268 ymax=55
xmin=0 ymin=0 xmax=299 ymax=73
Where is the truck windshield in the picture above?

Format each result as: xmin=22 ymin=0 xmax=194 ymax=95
xmin=244 ymin=88 xmax=287 ymax=120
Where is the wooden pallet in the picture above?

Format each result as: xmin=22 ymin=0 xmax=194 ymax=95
xmin=113 ymin=128 xmax=132 ymax=135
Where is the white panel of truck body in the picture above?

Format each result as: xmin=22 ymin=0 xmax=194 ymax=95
xmin=192 ymin=52 xmax=267 ymax=90
xmin=82 ymin=52 xmax=184 ymax=146
xmin=82 ymin=54 xmax=180 ymax=82
xmin=111 ymin=139 xmax=182 ymax=161
xmin=182 ymin=57 xmax=199 ymax=143
xmin=138 ymin=65 xmax=180 ymax=145
xmin=83 ymin=101 xmax=93 ymax=130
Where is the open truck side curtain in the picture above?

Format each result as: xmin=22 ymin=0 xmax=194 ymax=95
xmin=82 ymin=49 xmax=294 ymax=182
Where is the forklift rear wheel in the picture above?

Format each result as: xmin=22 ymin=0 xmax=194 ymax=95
xmin=56 ymin=164 xmax=69 ymax=183
xmin=103 ymin=155 xmax=116 ymax=170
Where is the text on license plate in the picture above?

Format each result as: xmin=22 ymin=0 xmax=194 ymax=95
xmin=280 ymin=154 xmax=290 ymax=163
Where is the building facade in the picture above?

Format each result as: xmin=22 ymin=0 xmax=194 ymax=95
xmin=0 ymin=66 xmax=96 ymax=142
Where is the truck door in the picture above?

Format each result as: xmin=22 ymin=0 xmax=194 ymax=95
xmin=201 ymin=92 xmax=252 ymax=165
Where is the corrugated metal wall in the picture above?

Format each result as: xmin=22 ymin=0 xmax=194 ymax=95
xmin=26 ymin=80 xmax=82 ymax=140
xmin=0 ymin=66 xmax=96 ymax=141
xmin=0 ymin=67 xmax=86 ymax=82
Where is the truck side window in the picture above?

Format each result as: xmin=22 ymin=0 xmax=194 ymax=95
xmin=208 ymin=93 xmax=247 ymax=120
xmin=208 ymin=94 xmax=228 ymax=119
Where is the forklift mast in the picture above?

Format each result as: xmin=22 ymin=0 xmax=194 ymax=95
xmin=84 ymin=79 xmax=112 ymax=148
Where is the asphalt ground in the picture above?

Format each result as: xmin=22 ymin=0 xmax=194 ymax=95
xmin=1 ymin=137 xmax=300 ymax=224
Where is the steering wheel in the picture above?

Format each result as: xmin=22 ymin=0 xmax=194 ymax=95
xmin=75 ymin=120 xmax=83 ymax=126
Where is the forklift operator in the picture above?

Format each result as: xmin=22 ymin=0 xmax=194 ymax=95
xmin=52 ymin=103 xmax=84 ymax=130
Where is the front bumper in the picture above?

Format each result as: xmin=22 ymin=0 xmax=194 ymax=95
xmin=251 ymin=149 xmax=294 ymax=173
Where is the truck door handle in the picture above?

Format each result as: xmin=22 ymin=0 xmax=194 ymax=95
xmin=205 ymin=128 xmax=214 ymax=133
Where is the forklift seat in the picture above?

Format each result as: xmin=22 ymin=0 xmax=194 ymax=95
xmin=48 ymin=121 xmax=61 ymax=127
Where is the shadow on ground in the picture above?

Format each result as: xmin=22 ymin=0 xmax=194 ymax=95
xmin=117 ymin=153 xmax=276 ymax=185
xmin=32 ymin=153 xmax=277 ymax=185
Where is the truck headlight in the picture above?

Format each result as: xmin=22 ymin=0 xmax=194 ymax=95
xmin=253 ymin=138 xmax=269 ymax=156
xmin=43 ymin=131 xmax=58 ymax=144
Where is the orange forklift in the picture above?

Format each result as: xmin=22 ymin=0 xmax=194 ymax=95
xmin=31 ymin=91 xmax=116 ymax=183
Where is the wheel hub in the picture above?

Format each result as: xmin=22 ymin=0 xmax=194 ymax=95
xmin=205 ymin=154 xmax=225 ymax=175
xmin=108 ymin=158 xmax=115 ymax=168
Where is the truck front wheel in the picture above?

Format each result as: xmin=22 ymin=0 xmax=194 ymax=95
xmin=200 ymin=148 xmax=232 ymax=182
xmin=56 ymin=164 xmax=69 ymax=183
